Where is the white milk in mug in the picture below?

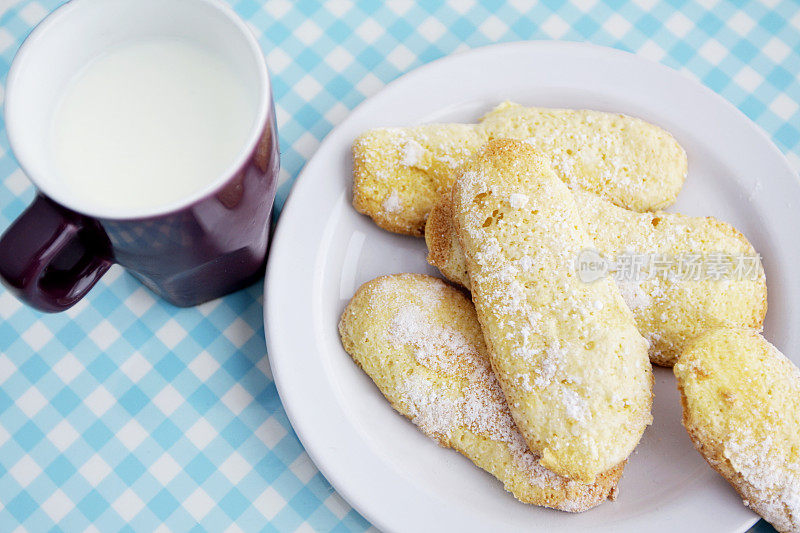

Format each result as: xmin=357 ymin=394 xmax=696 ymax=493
xmin=51 ymin=38 xmax=257 ymax=211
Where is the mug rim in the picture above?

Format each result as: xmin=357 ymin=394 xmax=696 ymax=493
xmin=4 ymin=0 xmax=272 ymax=221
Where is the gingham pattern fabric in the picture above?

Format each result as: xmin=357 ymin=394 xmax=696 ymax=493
xmin=0 ymin=0 xmax=798 ymax=531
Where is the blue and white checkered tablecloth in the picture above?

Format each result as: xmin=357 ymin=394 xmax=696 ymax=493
xmin=0 ymin=0 xmax=798 ymax=531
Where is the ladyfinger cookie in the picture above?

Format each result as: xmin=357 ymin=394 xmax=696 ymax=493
xmin=426 ymin=190 xmax=767 ymax=367
xmin=451 ymin=139 xmax=653 ymax=483
xmin=674 ymin=328 xmax=800 ymax=533
xmin=339 ymin=273 xmax=624 ymax=512
xmin=353 ymin=101 xmax=687 ymax=236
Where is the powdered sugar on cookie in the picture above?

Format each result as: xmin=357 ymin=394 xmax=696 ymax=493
xmin=382 ymin=189 xmax=402 ymax=213
xmin=399 ymin=139 xmax=426 ymax=167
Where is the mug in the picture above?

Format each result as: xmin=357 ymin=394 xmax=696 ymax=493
xmin=0 ymin=0 xmax=279 ymax=312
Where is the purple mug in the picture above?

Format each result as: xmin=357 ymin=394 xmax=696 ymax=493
xmin=0 ymin=0 xmax=279 ymax=312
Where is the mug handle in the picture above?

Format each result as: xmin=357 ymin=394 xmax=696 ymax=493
xmin=0 ymin=195 xmax=113 ymax=312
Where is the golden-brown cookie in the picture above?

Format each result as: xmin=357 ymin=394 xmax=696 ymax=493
xmin=339 ymin=273 xmax=624 ymax=511
xmin=674 ymin=328 xmax=800 ymax=533
xmin=353 ymin=101 xmax=687 ymax=236
xmin=352 ymin=124 xmax=483 ymax=236
xmin=426 ymin=190 xmax=767 ymax=367
xmin=451 ymin=139 xmax=653 ymax=483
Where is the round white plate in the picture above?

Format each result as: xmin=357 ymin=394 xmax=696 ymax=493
xmin=265 ymin=41 xmax=799 ymax=533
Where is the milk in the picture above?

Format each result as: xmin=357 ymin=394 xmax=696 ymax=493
xmin=51 ymin=39 xmax=255 ymax=211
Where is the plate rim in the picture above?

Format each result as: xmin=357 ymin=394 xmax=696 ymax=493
xmin=265 ymin=40 xmax=797 ymax=533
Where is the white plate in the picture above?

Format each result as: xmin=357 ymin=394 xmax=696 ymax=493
xmin=265 ymin=41 xmax=800 ymax=533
